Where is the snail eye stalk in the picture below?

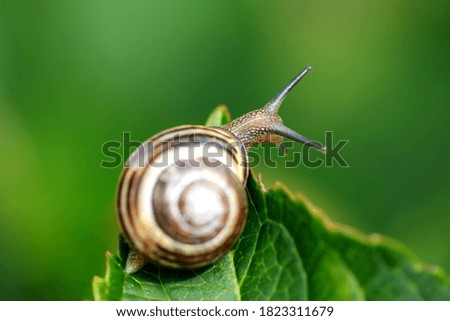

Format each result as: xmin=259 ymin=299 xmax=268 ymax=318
xmin=225 ymin=66 xmax=326 ymax=153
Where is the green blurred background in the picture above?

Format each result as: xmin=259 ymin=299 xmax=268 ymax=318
xmin=0 ymin=0 xmax=449 ymax=300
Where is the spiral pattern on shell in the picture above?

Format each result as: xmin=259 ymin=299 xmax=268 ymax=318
xmin=117 ymin=126 xmax=249 ymax=269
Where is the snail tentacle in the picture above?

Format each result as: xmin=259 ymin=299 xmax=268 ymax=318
xmin=225 ymin=66 xmax=326 ymax=152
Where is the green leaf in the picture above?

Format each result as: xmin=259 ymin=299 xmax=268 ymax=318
xmin=93 ymin=106 xmax=450 ymax=301
xmin=204 ymin=105 xmax=231 ymax=127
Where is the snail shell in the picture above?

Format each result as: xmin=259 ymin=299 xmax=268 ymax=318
xmin=117 ymin=66 xmax=326 ymax=272
xmin=118 ymin=126 xmax=248 ymax=269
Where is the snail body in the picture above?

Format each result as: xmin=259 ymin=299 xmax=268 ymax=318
xmin=117 ymin=66 xmax=326 ymax=272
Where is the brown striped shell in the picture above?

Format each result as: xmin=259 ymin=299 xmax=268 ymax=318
xmin=117 ymin=126 xmax=249 ymax=269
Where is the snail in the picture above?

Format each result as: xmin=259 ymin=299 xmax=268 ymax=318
xmin=117 ymin=66 xmax=326 ymax=273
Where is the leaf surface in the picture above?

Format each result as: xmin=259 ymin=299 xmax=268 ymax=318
xmin=93 ymin=106 xmax=450 ymax=300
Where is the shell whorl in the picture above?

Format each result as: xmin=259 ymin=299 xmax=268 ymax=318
xmin=117 ymin=126 xmax=248 ymax=269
